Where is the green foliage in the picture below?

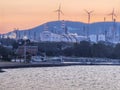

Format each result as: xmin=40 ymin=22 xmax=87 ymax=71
xmin=112 ymin=43 xmax=120 ymax=59
xmin=1 ymin=38 xmax=120 ymax=59
xmin=0 ymin=38 xmax=16 ymax=46
xmin=73 ymin=41 xmax=92 ymax=57
xmin=36 ymin=41 xmax=120 ymax=59
xmin=91 ymin=43 xmax=113 ymax=58
xmin=37 ymin=42 xmax=71 ymax=56
xmin=63 ymin=47 xmax=73 ymax=56
xmin=0 ymin=45 xmax=13 ymax=61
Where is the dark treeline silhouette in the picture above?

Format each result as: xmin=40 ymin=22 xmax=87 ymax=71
xmin=0 ymin=38 xmax=16 ymax=61
xmin=1 ymin=38 xmax=120 ymax=61
xmin=37 ymin=42 xmax=74 ymax=56
xmin=63 ymin=41 xmax=116 ymax=59
xmin=37 ymin=41 xmax=120 ymax=59
xmin=0 ymin=45 xmax=13 ymax=61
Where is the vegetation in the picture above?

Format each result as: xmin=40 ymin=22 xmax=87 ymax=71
xmin=0 ymin=45 xmax=13 ymax=61
xmin=36 ymin=41 xmax=120 ymax=59
xmin=1 ymin=38 xmax=120 ymax=61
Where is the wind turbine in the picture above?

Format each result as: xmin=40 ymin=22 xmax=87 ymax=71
xmin=84 ymin=10 xmax=94 ymax=23
xmin=108 ymin=8 xmax=117 ymax=21
xmin=55 ymin=4 xmax=64 ymax=21
xmin=84 ymin=10 xmax=93 ymax=40
xmin=104 ymin=17 xmax=106 ymax=22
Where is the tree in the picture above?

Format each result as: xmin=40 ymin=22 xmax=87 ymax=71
xmin=91 ymin=42 xmax=113 ymax=58
xmin=112 ymin=43 xmax=120 ymax=59
xmin=0 ymin=45 xmax=13 ymax=61
xmin=73 ymin=41 xmax=92 ymax=57
xmin=63 ymin=47 xmax=73 ymax=56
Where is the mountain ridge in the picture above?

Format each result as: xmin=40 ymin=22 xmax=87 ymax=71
xmin=2 ymin=20 xmax=120 ymax=40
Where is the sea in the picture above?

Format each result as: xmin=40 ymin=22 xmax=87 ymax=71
xmin=0 ymin=65 xmax=120 ymax=90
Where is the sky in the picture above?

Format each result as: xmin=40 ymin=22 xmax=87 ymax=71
xmin=0 ymin=0 xmax=120 ymax=34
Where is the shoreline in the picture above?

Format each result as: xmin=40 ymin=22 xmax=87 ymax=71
xmin=1 ymin=57 xmax=120 ymax=69
xmin=1 ymin=61 xmax=120 ymax=69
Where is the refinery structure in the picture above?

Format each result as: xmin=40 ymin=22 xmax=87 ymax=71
xmin=1 ymin=20 xmax=88 ymax=43
xmin=39 ymin=21 xmax=88 ymax=43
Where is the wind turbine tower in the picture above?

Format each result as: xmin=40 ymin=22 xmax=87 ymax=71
xmin=104 ymin=17 xmax=106 ymax=22
xmin=108 ymin=8 xmax=117 ymax=21
xmin=108 ymin=9 xmax=117 ymax=42
xmin=104 ymin=17 xmax=108 ymax=41
xmin=85 ymin=10 xmax=94 ymax=23
xmin=55 ymin=4 xmax=64 ymax=21
xmin=84 ymin=10 xmax=94 ymax=40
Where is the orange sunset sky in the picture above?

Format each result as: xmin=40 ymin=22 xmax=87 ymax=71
xmin=0 ymin=0 xmax=120 ymax=34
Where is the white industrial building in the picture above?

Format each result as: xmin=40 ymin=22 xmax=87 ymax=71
xmin=39 ymin=22 xmax=88 ymax=43
xmin=40 ymin=29 xmax=87 ymax=43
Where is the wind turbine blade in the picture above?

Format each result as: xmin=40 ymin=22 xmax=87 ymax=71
xmin=59 ymin=4 xmax=61 ymax=10
xmin=112 ymin=8 xmax=114 ymax=13
xmin=90 ymin=10 xmax=94 ymax=13
xmin=60 ymin=10 xmax=64 ymax=15
xmin=54 ymin=10 xmax=58 ymax=12
xmin=84 ymin=9 xmax=89 ymax=13
xmin=114 ymin=14 xmax=117 ymax=17
xmin=107 ymin=13 xmax=112 ymax=16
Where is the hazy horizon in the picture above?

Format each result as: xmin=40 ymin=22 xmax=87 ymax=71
xmin=0 ymin=0 xmax=120 ymax=33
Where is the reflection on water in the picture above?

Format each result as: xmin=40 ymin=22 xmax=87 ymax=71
xmin=0 ymin=66 xmax=120 ymax=90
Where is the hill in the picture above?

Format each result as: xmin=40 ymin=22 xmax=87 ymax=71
xmin=2 ymin=20 xmax=120 ymax=40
